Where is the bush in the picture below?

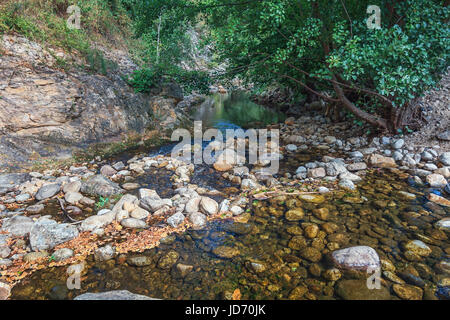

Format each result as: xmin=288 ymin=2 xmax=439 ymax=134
xmin=128 ymin=65 xmax=211 ymax=95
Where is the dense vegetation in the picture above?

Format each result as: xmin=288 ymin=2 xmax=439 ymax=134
xmin=1 ymin=0 xmax=448 ymax=132
xmin=124 ymin=0 xmax=449 ymax=132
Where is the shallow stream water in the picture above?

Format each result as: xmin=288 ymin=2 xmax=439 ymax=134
xmin=9 ymin=94 xmax=450 ymax=300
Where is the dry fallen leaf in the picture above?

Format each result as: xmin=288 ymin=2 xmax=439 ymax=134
xmin=232 ymin=288 xmax=241 ymax=300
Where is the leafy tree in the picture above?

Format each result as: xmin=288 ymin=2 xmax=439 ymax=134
xmin=200 ymin=0 xmax=449 ymax=132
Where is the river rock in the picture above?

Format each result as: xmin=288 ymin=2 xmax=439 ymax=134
xmin=63 ymin=181 xmax=82 ymax=194
xmin=0 ymin=282 xmax=11 ymax=300
xmin=158 ymin=250 xmax=179 ymax=269
xmin=426 ymin=174 xmax=447 ymax=188
xmin=404 ymin=240 xmax=432 ymax=257
xmin=347 ymin=162 xmax=367 ymax=171
xmin=439 ymin=152 xmax=450 ymax=166
xmin=167 ymin=212 xmax=185 ymax=228
xmin=213 ymin=246 xmax=240 ymax=258
xmin=176 ymin=263 xmax=193 ymax=277
xmin=94 ymin=245 xmax=115 ymax=262
xmin=130 ymin=207 xmax=150 ymax=220
xmin=392 ymin=284 xmax=423 ymax=300
xmin=285 ymin=208 xmax=305 ymax=221
xmin=307 ymin=167 xmax=326 ymax=178
xmin=1 ymin=215 xmax=35 ymax=237
xmin=24 ymin=251 xmax=49 ymax=262
xmin=325 ymin=161 xmax=347 ymax=176
xmin=64 ymin=191 xmax=83 ymax=205
xmin=427 ymin=193 xmax=450 ymax=207
xmin=339 ymin=179 xmax=355 ymax=190
xmin=100 ymin=165 xmax=117 ymax=177
xmin=127 ymin=255 xmax=152 ymax=267
xmin=200 ymin=197 xmax=218 ymax=215
xmin=437 ymin=131 xmax=450 ymax=141
xmin=120 ymin=218 xmax=147 ymax=229
xmin=74 ymin=290 xmax=157 ymax=300
xmin=30 ymin=217 xmax=79 ymax=251
xmin=331 ymin=246 xmax=380 ymax=271
xmin=369 ymin=154 xmax=397 ymax=168
xmin=53 ymin=248 xmax=74 ymax=262
xmin=140 ymin=197 xmax=171 ymax=212
xmin=35 ymin=183 xmax=61 ymax=200
xmin=80 ymin=175 xmax=123 ymax=197
xmin=300 ymin=247 xmax=322 ymax=262
xmin=80 ymin=210 xmax=116 ymax=232
xmin=435 ymin=218 xmax=450 ymax=231
xmin=298 ymin=194 xmax=325 ymax=204
xmin=0 ymin=173 xmax=30 ymax=193
xmin=336 ymin=280 xmax=391 ymax=300
xmin=189 ymin=212 xmax=207 ymax=229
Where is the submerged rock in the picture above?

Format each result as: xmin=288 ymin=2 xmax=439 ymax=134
xmin=336 ymin=280 xmax=391 ymax=300
xmin=213 ymin=246 xmax=240 ymax=258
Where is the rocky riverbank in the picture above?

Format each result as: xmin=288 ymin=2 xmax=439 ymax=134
xmin=0 ymin=107 xmax=449 ymax=299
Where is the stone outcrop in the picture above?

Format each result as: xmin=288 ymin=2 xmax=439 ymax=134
xmin=0 ymin=35 xmax=184 ymax=170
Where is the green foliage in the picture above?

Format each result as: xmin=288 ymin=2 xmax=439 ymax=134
xmin=0 ymin=0 xmax=130 ymax=73
xmin=96 ymin=196 xmax=109 ymax=209
xmin=128 ymin=64 xmax=211 ymax=94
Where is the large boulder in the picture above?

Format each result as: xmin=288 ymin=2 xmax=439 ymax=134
xmin=30 ymin=217 xmax=79 ymax=251
xmin=1 ymin=215 xmax=34 ymax=237
xmin=80 ymin=175 xmax=123 ymax=197
xmin=0 ymin=35 xmax=154 ymax=170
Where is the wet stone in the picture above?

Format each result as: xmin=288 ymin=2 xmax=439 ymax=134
xmin=336 ymin=280 xmax=391 ymax=300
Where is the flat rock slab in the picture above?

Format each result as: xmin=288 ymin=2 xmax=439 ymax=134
xmin=35 ymin=183 xmax=61 ymax=200
xmin=74 ymin=290 xmax=159 ymax=300
xmin=336 ymin=280 xmax=391 ymax=300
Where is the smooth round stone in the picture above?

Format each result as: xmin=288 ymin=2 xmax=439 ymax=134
xmin=189 ymin=212 xmax=207 ymax=229
xmin=26 ymin=204 xmax=45 ymax=214
xmin=35 ymin=184 xmax=61 ymax=201
xmin=212 ymin=246 xmax=240 ymax=258
xmin=166 ymin=212 xmax=185 ymax=228
xmin=392 ymin=284 xmax=423 ymax=300
xmin=52 ymin=248 xmax=74 ymax=262
xmin=298 ymin=194 xmax=325 ymax=203
xmin=127 ymin=255 xmax=152 ymax=267
xmin=436 ymin=218 xmax=450 ymax=231
xmin=331 ymin=246 xmax=380 ymax=271
xmin=200 ymin=197 xmax=218 ymax=215
xmin=285 ymin=208 xmax=305 ymax=221
xmin=120 ymin=218 xmax=146 ymax=229
xmin=404 ymin=240 xmax=432 ymax=257
xmin=336 ymin=280 xmax=391 ymax=300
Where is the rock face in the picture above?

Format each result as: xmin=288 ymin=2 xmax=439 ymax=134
xmin=331 ymin=246 xmax=380 ymax=271
xmin=74 ymin=290 xmax=158 ymax=300
xmin=0 ymin=35 xmax=163 ymax=170
xmin=29 ymin=217 xmax=79 ymax=251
